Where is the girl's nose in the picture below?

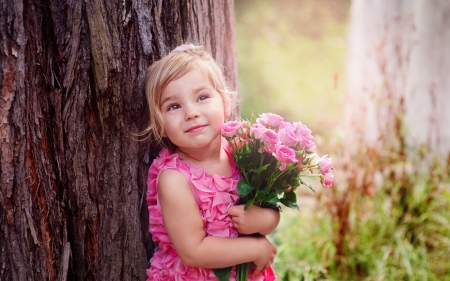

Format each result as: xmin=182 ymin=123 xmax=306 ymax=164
xmin=185 ymin=105 xmax=200 ymax=120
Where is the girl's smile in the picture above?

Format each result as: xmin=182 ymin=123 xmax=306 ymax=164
xmin=186 ymin=124 xmax=207 ymax=133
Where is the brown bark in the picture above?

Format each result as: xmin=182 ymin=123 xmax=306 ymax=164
xmin=0 ymin=0 xmax=238 ymax=280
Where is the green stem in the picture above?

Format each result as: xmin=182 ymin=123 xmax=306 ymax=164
xmin=267 ymin=169 xmax=289 ymax=188
xmin=259 ymin=146 xmax=265 ymax=167
xmin=242 ymin=169 xmax=250 ymax=184
xmin=298 ymin=173 xmax=322 ymax=178
xmin=236 ymin=262 xmax=250 ymax=281
xmin=299 ymin=164 xmax=320 ymax=171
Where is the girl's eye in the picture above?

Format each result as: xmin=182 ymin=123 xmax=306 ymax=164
xmin=167 ymin=104 xmax=180 ymax=111
xmin=198 ymin=94 xmax=208 ymax=102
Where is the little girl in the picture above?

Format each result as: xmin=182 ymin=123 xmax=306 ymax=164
xmin=143 ymin=44 xmax=280 ymax=281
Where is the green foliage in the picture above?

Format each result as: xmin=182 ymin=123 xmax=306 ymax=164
xmin=271 ymin=209 xmax=333 ymax=281
xmin=271 ymin=157 xmax=450 ymax=280
xmin=343 ymin=164 xmax=450 ymax=280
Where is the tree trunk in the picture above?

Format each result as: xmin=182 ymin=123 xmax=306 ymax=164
xmin=0 ymin=1 xmax=238 ymax=280
xmin=343 ymin=0 xmax=450 ymax=156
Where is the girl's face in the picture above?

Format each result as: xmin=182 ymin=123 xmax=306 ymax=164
xmin=160 ymin=69 xmax=226 ymax=151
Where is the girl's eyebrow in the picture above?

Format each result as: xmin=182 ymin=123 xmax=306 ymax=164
xmin=160 ymin=95 xmax=175 ymax=107
xmin=161 ymin=86 xmax=212 ymax=106
xmin=193 ymin=85 xmax=211 ymax=93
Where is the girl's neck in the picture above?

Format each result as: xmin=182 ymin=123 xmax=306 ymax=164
xmin=175 ymin=138 xmax=232 ymax=176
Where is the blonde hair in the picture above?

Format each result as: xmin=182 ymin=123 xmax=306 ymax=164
xmin=139 ymin=45 xmax=237 ymax=150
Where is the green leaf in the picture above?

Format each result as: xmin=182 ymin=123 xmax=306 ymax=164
xmin=237 ymin=181 xmax=254 ymax=197
xmin=256 ymin=188 xmax=270 ymax=200
xmin=250 ymin=173 xmax=261 ymax=188
xmin=280 ymin=190 xmax=299 ymax=210
xmin=276 ymin=185 xmax=283 ymax=195
xmin=213 ymin=267 xmax=233 ymax=281
xmin=244 ymin=197 xmax=256 ymax=210
xmin=285 ymin=190 xmax=297 ymax=201
xmin=265 ymin=193 xmax=280 ymax=203
xmin=280 ymin=199 xmax=299 ymax=210
xmin=288 ymin=177 xmax=301 ymax=189
xmin=301 ymin=180 xmax=316 ymax=193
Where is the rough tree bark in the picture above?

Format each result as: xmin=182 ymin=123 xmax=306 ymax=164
xmin=0 ymin=1 xmax=238 ymax=280
xmin=343 ymin=0 xmax=450 ymax=157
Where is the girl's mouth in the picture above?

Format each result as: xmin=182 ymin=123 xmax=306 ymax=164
xmin=186 ymin=125 xmax=206 ymax=133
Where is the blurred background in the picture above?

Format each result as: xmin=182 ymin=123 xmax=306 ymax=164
xmin=235 ymin=0 xmax=348 ymax=138
xmin=235 ymin=0 xmax=450 ymax=280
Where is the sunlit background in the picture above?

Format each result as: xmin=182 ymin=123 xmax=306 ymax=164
xmin=235 ymin=1 xmax=450 ymax=280
xmin=236 ymin=0 xmax=349 ymax=137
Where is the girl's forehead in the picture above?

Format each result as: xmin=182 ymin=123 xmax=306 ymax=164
xmin=164 ymin=69 xmax=214 ymax=93
xmin=159 ymin=70 xmax=220 ymax=106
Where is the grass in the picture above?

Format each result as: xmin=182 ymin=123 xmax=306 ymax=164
xmin=270 ymin=155 xmax=450 ymax=281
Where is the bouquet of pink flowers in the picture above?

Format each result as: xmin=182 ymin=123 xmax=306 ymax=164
xmin=214 ymin=113 xmax=334 ymax=281
xmin=221 ymin=113 xmax=333 ymax=211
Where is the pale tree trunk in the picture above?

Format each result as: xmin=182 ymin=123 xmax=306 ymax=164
xmin=343 ymin=0 xmax=450 ymax=157
xmin=0 ymin=1 xmax=238 ymax=280
xmin=329 ymin=0 xmax=450 ymax=265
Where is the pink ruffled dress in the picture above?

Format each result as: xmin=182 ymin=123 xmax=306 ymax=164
xmin=146 ymin=143 xmax=276 ymax=281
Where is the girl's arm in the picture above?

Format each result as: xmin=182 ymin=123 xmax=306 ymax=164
xmin=158 ymin=169 xmax=276 ymax=275
xmin=228 ymin=205 xmax=280 ymax=236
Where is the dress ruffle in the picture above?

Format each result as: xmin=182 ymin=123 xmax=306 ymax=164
xmin=147 ymin=145 xmax=276 ymax=281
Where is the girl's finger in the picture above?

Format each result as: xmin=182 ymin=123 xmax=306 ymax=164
xmin=253 ymin=261 xmax=272 ymax=276
xmin=252 ymin=264 xmax=263 ymax=276
xmin=228 ymin=205 xmax=244 ymax=216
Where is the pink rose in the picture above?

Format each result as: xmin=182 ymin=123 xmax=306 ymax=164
xmin=256 ymin=113 xmax=283 ymax=128
xmin=261 ymin=129 xmax=279 ymax=153
xmin=319 ymin=154 xmax=332 ymax=175
xmin=221 ymin=121 xmax=242 ymax=138
xmin=322 ymin=172 xmax=334 ymax=187
xmin=294 ymin=121 xmax=314 ymax=149
xmin=250 ymin=123 xmax=266 ymax=139
xmin=278 ymin=122 xmax=299 ymax=147
xmin=273 ymin=145 xmax=298 ymax=171
xmin=306 ymin=143 xmax=317 ymax=153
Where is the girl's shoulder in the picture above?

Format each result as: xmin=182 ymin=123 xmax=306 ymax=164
xmin=148 ymin=148 xmax=198 ymax=180
xmin=147 ymin=148 xmax=188 ymax=198
xmin=148 ymin=148 xmax=180 ymax=174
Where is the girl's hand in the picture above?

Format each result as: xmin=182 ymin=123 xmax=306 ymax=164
xmin=228 ymin=205 xmax=280 ymax=235
xmin=252 ymin=236 xmax=277 ymax=276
